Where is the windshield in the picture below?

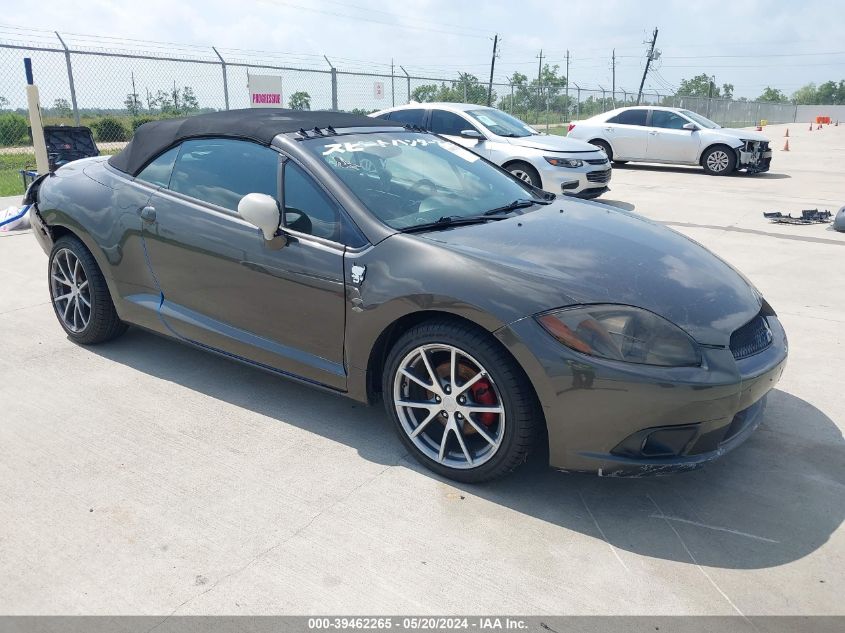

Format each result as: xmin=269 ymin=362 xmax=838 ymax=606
xmin=465 ymin=109 xmax=539 ymax=138
xmin=305 ymin=132 xmax=544 ymax=230
xmin=681 ymin=110 xmax=720 ymax=129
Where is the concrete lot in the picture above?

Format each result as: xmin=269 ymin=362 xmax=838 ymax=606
xmin=0 ymin=123 xmax=842 ymax=616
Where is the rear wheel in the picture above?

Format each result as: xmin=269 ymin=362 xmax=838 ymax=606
xmin=48 ymin=235 xmax=127 ymax=344
xmin=590 ymin=139 xmax=614 ymax=162
xmin=702 ymin=145 xmax=736 ymax=176
xmin=383 ymin=320 xmax=540 ymax=482
xmin=506 ymin=161 xmax=541 ymax=188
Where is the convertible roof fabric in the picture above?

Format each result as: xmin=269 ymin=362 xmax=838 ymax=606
xmin=108 ymin=108 xmax=401 ymax=176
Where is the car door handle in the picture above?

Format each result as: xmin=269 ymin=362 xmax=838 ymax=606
xmin=648 ymin=130 xmax=659 ymax=135
xmin=140 ymin=206 xmax=156 ymax=223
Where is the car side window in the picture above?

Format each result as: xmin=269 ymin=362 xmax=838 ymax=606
xmin=386 ymin=109 xmax=425 ymax=127
xmin=136 ymin=146 xmax=180 ymax=187
xmin=607 ymin=109 xmax=648 ymax=126
xmin=170 ymin=138 xmax=279 ymax=211
xmin=429 ymin=110 xmax=475 ymax=136
xmin=651 ymin=110 xmax=688 ymax=129
xmin=284 ymin=161 xmax=352 ymax=243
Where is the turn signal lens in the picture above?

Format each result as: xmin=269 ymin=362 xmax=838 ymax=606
xmin=537 ymin=305 xmax=701 ymax=367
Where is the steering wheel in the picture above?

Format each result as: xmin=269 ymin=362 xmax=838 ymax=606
xmin=410 ymin=179 xmax=437 ymax=197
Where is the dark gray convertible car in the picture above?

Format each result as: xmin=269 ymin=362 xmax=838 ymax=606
xmin=27 ymin=108 xmax=787 ymax=482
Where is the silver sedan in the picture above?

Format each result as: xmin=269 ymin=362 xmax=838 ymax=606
xmin=567 ymin=106 xmax=772 ymax=175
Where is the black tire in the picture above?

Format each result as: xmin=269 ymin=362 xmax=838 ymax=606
xmin=505 ymin=161 xmax=541 ymax=188
xmin=382 ymin=319 xmax=541 ymax=483
xmin=590 ymin=139 xmax=614 ymax=162
xmin=48 ymin=235 xmax=127 ymax=345
xmin=701 ymin=145 xmax=737 ymax=176
xmin=612 ymin=160 xmax=628 ymax=165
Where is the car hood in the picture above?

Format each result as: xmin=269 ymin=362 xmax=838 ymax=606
xmin=707 ymin=127 xmax=770 ymax=143
xmin=418 ymin=201 xmax=762 ymax=346
xmin=505 ymin=133 xmax=603 ymax=153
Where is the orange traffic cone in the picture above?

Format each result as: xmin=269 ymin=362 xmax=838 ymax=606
xmin=782 ymin=139 xmax=790 ymax=151
xmin=785 ymin=128 xmax=789 ymax=137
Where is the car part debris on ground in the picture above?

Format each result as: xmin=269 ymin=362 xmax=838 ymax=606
xmin=763 ymin=209 xmax=834 ymax=225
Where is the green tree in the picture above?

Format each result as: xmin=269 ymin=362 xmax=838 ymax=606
xmin=721 ymin=83 xmax=734 ymax=99
xmin=677 ymin=74 xmax=719 ymax=98
xmin=53 ymin=98 xmax=72 ymax=117
xmin=0 ymin=95 xmax=8 ymax=110
xmin=124 ymin=91 xmax=142 ymax=117
xmin=816 ymin=80 xmax=845 ymax=104
xmin=411 ymin=84 xmax=438 ymax=102
xmin=289 ymin=91 xmax=311 ymax=110
xmin=180 ymin=86 xmax=199 ymax=113
xmin=757 ymin=86 xmax=788 ymax=102
xmin=791 ymin=83 xmax=818 ymax=104
xmin=152 ymin=89 xmax=174 ymax=114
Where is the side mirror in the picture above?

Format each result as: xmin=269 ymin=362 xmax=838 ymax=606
xmin=460 ymin=129 xmax=485 ymax=141
xmin=682 ymin=122 xmax=698 ymax=131
xmin=238 ymin=193 xmax=280 ymax=241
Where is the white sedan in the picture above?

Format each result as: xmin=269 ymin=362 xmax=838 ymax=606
xmin=567 ymin=106 xmax=772 ymax=176
xmin=371 ymin=103 xmax=611 ymax=198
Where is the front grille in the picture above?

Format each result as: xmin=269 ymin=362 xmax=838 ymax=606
xmin=729 ymin=315 xmax=773 ymax=360
xmin=586 ymin=157 xmax=609 ymax=165
xmin=586 ymin=169 xmax=611 ymax=183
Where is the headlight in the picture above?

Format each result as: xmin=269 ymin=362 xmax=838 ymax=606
xmin=536 ymin=305 xmax=701 ymax=367
xmin=544 ymin=156 xmax=583 ymax=168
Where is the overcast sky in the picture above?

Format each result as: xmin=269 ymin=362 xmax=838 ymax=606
xmin=1 ymin=0 xmax=843 ymax=100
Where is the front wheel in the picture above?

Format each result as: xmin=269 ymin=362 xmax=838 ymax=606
xmin=383 ymin=320 xmax=540 ymax=482
xmin=48 ymin=235 xmax=127 ymax=344
xmin=702 ymin=145 xmax=737 ymax=176
xmin=506 ymin=162 xmax=541 ymax=188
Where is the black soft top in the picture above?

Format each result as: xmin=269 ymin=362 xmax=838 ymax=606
xmin=108 ymin=108 xmax=401 ymax=176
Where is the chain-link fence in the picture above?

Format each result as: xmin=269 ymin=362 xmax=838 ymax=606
xmin=0 ymin=31 xmax=802 ymax=195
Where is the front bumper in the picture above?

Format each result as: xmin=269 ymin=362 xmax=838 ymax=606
xmin=495 ymin=314 xmax=788 ymax=475
xmin=737 ymin=142 xmax=773 ymax=174
xmin=537 ymin=159 xmax=612 ymax=197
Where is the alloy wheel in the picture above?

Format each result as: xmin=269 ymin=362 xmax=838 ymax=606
xmin=706 ymin=150 xmax=730 ymax=173
xmin=393 ymin=344 xmax=506 ymax=469
xmin=510 ymin=169 xmax=533 ymax=183
xmin=50 ymin=248 xmax=91 ymax=333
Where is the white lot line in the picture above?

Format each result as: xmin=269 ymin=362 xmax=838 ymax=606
xmin=647 ymin=494 xmax=748 ymax=619
xmin=649 ymin=514 xmax=780 ymax=544
xmin=577 ymin=490 xmax=630 ymax=573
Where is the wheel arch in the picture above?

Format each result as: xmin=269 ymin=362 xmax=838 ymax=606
xmin=588 ymin=138 xmax=613 ymax=160
xmin=42 ymin=220 xmax=124 ymax=316
xmin=698 ymin=141 xmax=740 ymax=166
xmin=501 ymin=159 xmax=542 ymax=188
xmin=364 ymin=310 xmax=544 ymax=429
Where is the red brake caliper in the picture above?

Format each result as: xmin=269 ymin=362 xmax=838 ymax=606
xmin=470 ymin=378 xmax=497 ymax=426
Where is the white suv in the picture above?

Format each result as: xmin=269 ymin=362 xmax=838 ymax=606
xmin=567 ymin=106 xmax=772 ymax=175
xmin=371 ymin=103 xmax=611 ymax=198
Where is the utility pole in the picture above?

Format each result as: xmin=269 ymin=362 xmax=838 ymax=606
xmin=487 ymin=33 xmax=499 ymax=107
xmin=391 ymin=58 xmax=395 ymax=107
xmin=536 ymin=49 xmax=544 ymax=122
xmin=636 ymin=27 xmax=659 ymax=105
xmin=611 ymin=49 xmax=616 ymax=108
xmin=564 ymin=49 xmax=570 ymax=120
